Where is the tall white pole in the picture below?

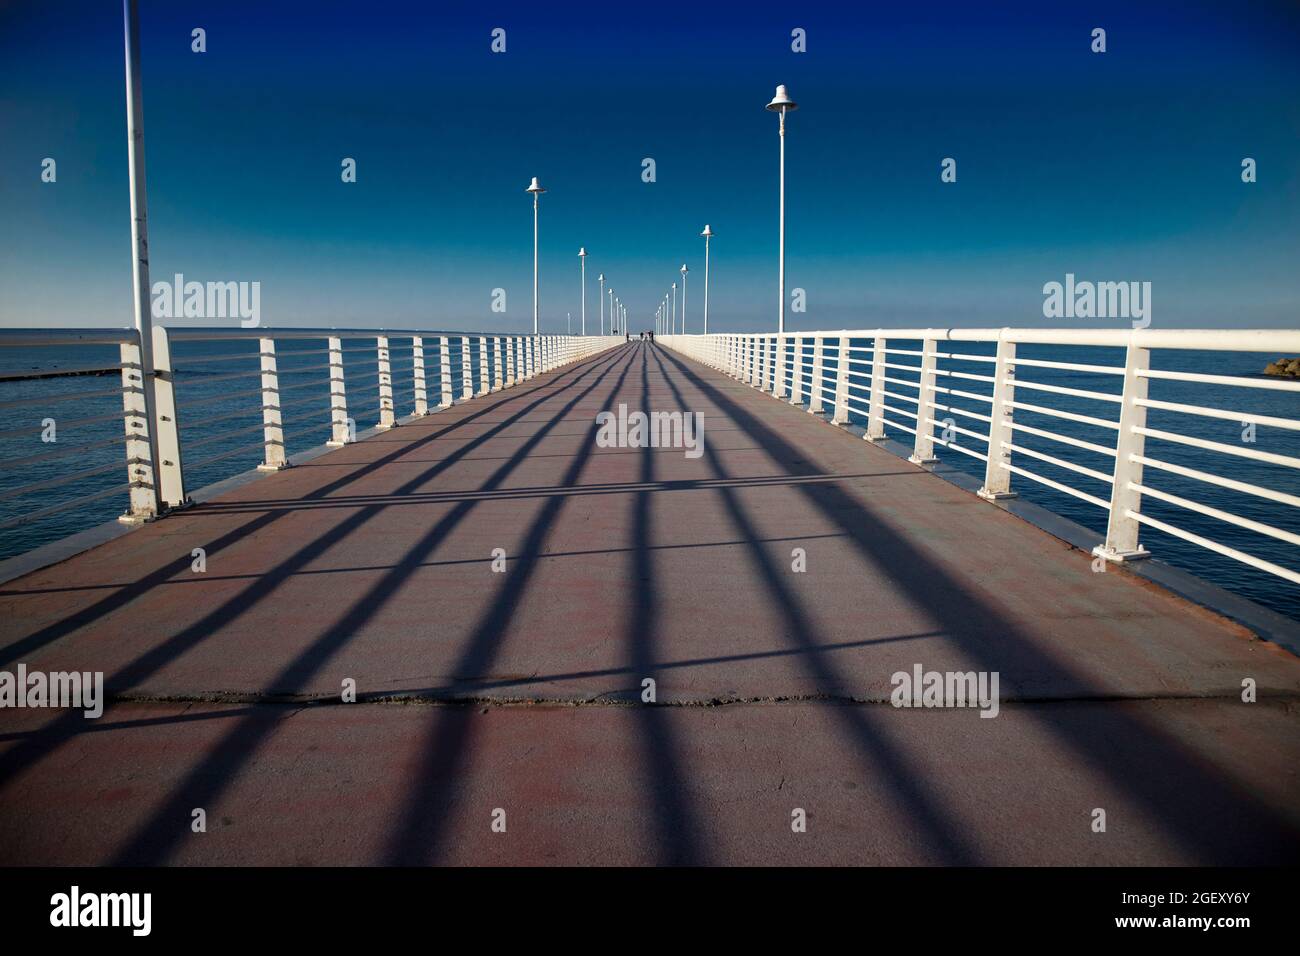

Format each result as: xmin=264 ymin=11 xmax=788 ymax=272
xmin=778 ymin=107 xmax=787 ymax=334
xmin=579 ymin=249 xmax=586 ymax=336
xmin=681 ymin=267 xmax=688 ymax=334
xmin=598 ymin=273 xmax=605 ymax=335
xmin=532 ymin=192 xmax=540 ymax=334
xmin=671 ymin=283 xmax=677 ymax=334
xmin=703 ymin=232 xmax=711 ymax=334
xmin=123 ymin=0 xmax=162 ymax=515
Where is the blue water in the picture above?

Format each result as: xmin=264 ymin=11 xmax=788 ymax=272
xmin=1 ymin=338 xmax=1297 ymax=622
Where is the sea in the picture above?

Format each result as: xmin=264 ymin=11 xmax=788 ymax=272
xmin=0 ymin=337 xmax=1296 ymax=621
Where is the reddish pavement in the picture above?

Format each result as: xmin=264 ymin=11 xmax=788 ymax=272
xmin=1 ymin=341 xmax=1297 ymax=865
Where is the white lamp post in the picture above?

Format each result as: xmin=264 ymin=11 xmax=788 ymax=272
xmin=700 ymin=224 xmax=713 ymax=334
xmin=578 ymin=247 xmax=587 ymax=335
xmin=671 ymin=282 xmax=677 ymax=334
xmin=526 ymin=177 xmax=546 ymax=334
xmin=680 ymin=263 xmax=689 ymax=334
xmin=608 ymin=288 xmax=614 ymax=335
xmin=598 ymin=272 xmax=605 ymax=335
xmin=766 ymin=85 xmax=797 ymax=334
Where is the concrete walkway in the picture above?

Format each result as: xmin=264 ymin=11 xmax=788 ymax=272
xmin=1 ymin=342 xmax=1297 ymax=865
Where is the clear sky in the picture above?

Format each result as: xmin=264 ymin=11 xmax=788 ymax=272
xmin=1 ymin=0 xmax=1298 ymax=332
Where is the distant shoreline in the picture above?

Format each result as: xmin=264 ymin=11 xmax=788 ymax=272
xmin=0 ymin=367 xmax=118 ymax=382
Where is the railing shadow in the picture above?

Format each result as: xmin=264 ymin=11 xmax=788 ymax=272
xmin=381 ymin=346 xmax=638 ymax=864
xmin=649 ymin=345 xmax=979 ymax=864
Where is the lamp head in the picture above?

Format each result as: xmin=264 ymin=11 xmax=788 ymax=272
xmin=700 ymin=224 xmax=713 ymax=238
xmin=681 ymin=263 xmax=689 ymax=274
xmin=578 ymin=247 xmax=586 ymax=257
xmin=526 ymin=176 xmax=546 ymax=194
xmin=766 ymin=84 xmax=798 ymax=112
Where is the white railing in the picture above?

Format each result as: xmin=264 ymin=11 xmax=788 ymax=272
xmin=0 ymin=327 xmax=619 ymax=535
xmin=660 ymin=329 xmax=1300 ymax=588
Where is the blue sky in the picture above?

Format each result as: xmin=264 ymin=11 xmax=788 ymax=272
xmin=1 ymin=0 xmax=1297 ymax=332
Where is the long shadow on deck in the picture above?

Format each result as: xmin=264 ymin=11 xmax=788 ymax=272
xmin=649 ymin=346 xmax=978 ymax=864
xmin=379 ymin=344 xmax=703 ymax=864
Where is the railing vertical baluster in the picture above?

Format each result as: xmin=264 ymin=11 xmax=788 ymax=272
xmin=979 ymin=334 xmax=1017 ymax=500
xmin=1095 ymin=336 xmax=1152 ymax=562
xmin=412 ymin=336 xmax=429 ymax=416
xmin=377 ymin=335 xmax=396 ymax=429
xmin=492 ymin=336 xmax=504 ymax=391
xmin=866 ymin=336 xmax=886 ymax=441
xmin=258 ymin=336 xmax=289 ymax=468
xmin=460 ymin=335 xmax=473 ymax=400
xmin=150 ymin=326 xmax=187 ymax=505
xmin=505 ymin=337 xmax=517 ymax=387
xmin=809 ymin=335 xmax=825 ymax=414
xmin=832 ymin=335 xmax=850 ymax=425
xmin=773 ymin=335 xmax=787 ymax=399
xmin=909 ymin=336 xmax=940 ymax=464
xmin=439 ymin=335 xmax=453 ymax=408
xmin=327 ymin=335 xmax=350 ymax=446
xmin=478 ymin=336 xmax=489 ymax=394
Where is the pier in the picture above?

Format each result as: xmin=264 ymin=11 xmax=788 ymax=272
xmin=1 ymin=335 xmax=1297 ymax=865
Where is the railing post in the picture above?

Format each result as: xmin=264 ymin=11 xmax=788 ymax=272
xmin=808 ymin=335 xmax=824 ymax=413
xmin=866 ymin=336 xmax=887 ymax=441
xmin=978 ymin=335 xmax=1017 ymax=500
xmin=412 ymin=336 xmax=429 ymax=416
xmin=258 ymin=336 xmax=290 ymax=469
xmin=118 ymin=335 xmax=159 ymax=521
xmin=150 ymin=326 xmax=187 ymax=505
xmin=377 ymin=335 xmax=396 ymax=429
xmin=505 ymin=338 xmax=517 ymax=388
xmin=909 ymin=336 xmax=940 ymax=464
xmin=786 ymin=335 xmax=800 ymax=403
xmin=439 ymin=335 xmax=453 ymax=407
xmin=773 ymin=335 xmax=787 ymax=399
xmin=478 ymin=336 xmax=489 ymax=395
xmin=1094 ymin=338 xmax=1152 ymax=562
xmin=492 ymin=336 xmax=504 ymax=391
xmin=832 ymin=335 xmax=850 ymax=425
xmin=460 ymin=335 xmax=473 ymax=400
xmin=759 ymin=336 xmax=770 ymax=390
xmin=327 ymin=335 xmax=351 ymax=446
